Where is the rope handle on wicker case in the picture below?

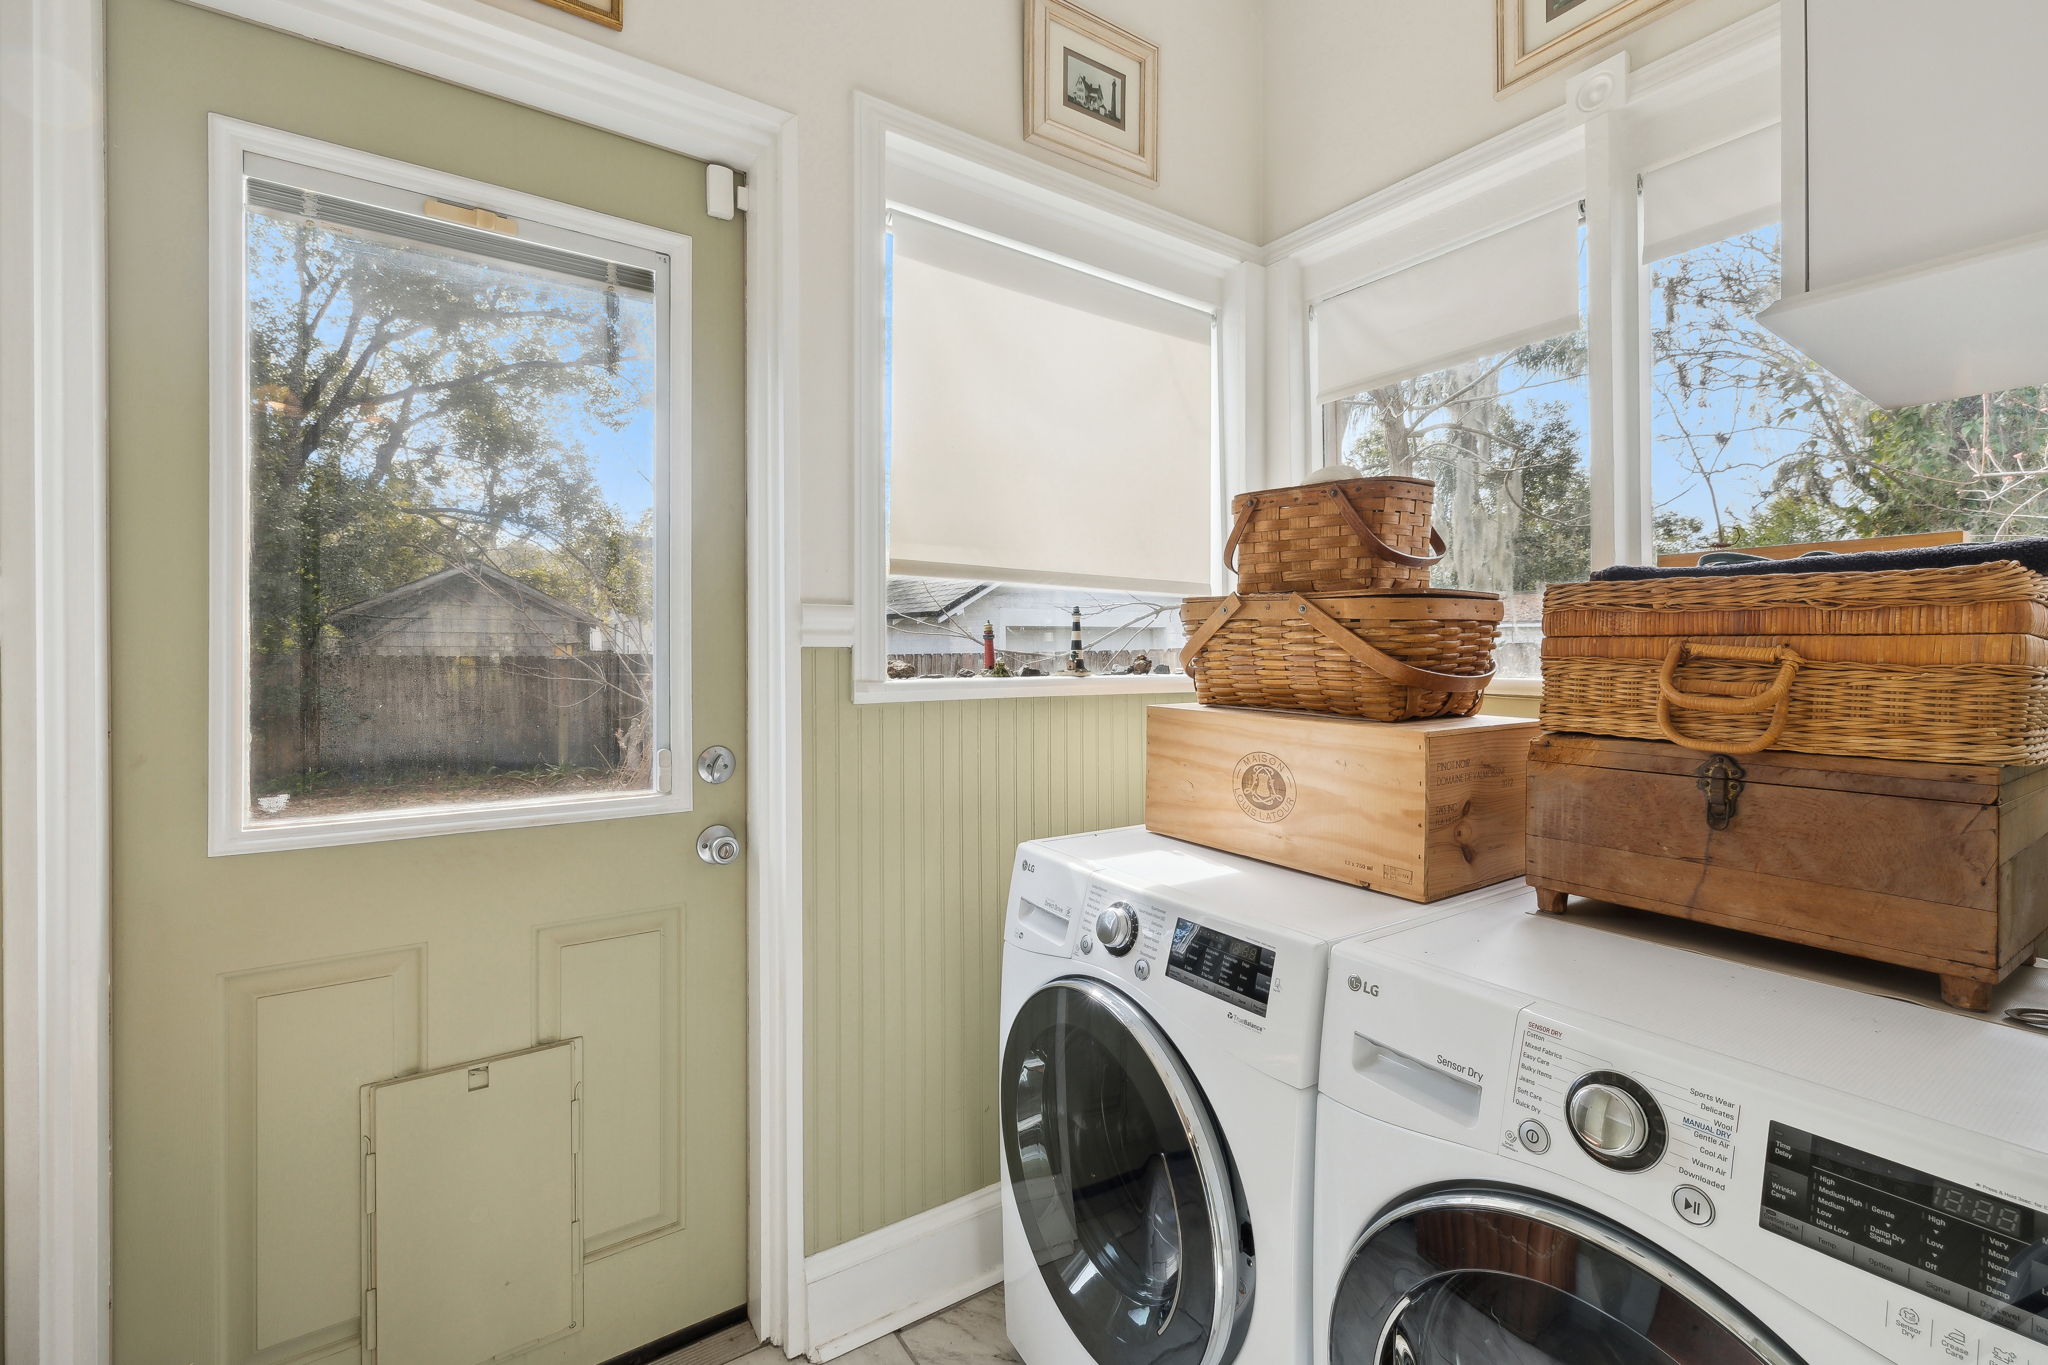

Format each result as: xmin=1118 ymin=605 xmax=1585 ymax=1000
xmin=1223 ymin=486 xmax=1449 ymax=573
xmin=1655 ymin=641 xmax=1804 ymax=755
xmin=1180 ymin=593 xmax=1494 ymax=691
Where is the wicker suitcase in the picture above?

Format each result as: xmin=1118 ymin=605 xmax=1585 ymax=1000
xmin=1540 ymin=560 xmax=2048 ymax=764
xmin=1179 ymin=590 xmax=1499 ymax=721
xmin=1225 ymin=476 xmax=1445 ymax=593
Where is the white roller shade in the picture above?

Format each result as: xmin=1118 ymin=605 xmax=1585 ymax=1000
xmin=1314 ymin=204 xmax=1582 ymax=404
xmin=1642 ymin=127 xmax=1780 ymax=263
xmin=888 ymin=224 xmax=1215 ymax=594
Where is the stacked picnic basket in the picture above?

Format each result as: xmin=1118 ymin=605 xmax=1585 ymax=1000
xmin=1529 ymin=550 xmax=2048 ymax=1010
xmin=1145 ymin=472 xmax=1538 ymax=903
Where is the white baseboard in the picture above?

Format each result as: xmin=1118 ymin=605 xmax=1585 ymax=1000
xmin=802 ymin=1184 xmax=1003 ymax=1362
xmin=800 ymin=601 xmax=856 ymax=650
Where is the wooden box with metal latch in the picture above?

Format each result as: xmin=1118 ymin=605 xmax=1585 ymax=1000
xmin=1525 ymin=733 xmax=2048 ymax=1010
xmin=1145 ymin=704 xmax=1537 ymax=902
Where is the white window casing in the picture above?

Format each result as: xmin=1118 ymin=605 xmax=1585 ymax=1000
xmin=209 ymin=118 xmax=696 ymax=853
xmin=851 ymin=96 xmax=1258 ymax=702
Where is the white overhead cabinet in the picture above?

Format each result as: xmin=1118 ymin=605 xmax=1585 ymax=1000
xmin=1762 ymin=0 xmax=2048 ymax=407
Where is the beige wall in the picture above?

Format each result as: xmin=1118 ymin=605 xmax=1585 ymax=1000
xmin=471 ymin=0 xmax=1266 ymax=606
xmin=1260 ymin=0 xmax=1774 ymax=240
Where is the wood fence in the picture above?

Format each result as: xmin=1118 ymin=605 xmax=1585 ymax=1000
xmin=252 ymin=651 xmax=648 ymax=782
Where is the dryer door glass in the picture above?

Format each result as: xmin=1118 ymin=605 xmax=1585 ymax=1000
xmin=1002 ymin=977 xmax=1251 ymax=1365
xmin=1331 ymin=1190 xmax=1803 ymax=1365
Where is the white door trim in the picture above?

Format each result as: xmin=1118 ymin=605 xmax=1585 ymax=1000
xmin=0 ymin=0 xmax=113 ymax=1359
xmin=0 ymin=0 xmax=809 ymax=1357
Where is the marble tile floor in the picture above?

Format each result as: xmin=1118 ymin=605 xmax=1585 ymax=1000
xmin=666 ymin=1286 xmax=1020 ymax=1365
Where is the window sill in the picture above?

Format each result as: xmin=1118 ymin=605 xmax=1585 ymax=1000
xmin=209 ymin=786 xmax=693 ymax=856
xmin=1486 ymin=676 xmax=1543 ymax=698
xmin=853 ymin=673 xmax=1197 ymax=705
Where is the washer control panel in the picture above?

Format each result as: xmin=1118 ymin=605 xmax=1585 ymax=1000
xmin=1506 ymin=1014 xmax=1739 ymax=1197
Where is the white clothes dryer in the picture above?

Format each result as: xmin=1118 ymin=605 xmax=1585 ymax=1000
xmin=1313 ymin=897 xmax=2048 ymax=1365
xmin=998 ymin=827 xmax=1526 ymax=1365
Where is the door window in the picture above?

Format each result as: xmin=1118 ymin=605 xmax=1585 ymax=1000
xmin=1330 ymin=1191 xmax=1800 ymax=1365
xmin=216 ymin=138 xmax=690 ymax=850
xmin=1001 ymin=978 xmax=1251 ymax=1365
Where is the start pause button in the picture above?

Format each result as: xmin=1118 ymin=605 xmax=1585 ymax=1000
xmin=1673 ymin=1184 xmax=1716 ymax=1226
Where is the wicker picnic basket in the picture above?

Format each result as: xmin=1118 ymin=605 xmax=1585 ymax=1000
xmin=1226 ymin=476 xmax=1446 ymax=593
xmin=1540 ymin=559 xmax=2048 ymax=764
xmin=1180 ymin=589 xmax=1501 ymax=721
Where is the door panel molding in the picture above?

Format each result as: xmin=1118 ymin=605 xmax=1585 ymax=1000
xmin=4 ymin=0 xmax=807 ymax=1360
xmin=536 ymin=907 xmax=685 ymax=1258
xmin=221 ymin=948 xmax=428 ymax=1365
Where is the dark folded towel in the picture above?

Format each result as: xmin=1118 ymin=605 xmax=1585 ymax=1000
xmin=1591 ymin=536 xmax=2048 ymax=582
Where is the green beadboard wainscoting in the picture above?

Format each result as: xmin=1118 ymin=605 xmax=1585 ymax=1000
xmin=800 ymin=648 xmax=1542 ymax=1254
xmin=802 ymin=647 xmax=1182 ymax=1253
xmin=1481 ymin=692 xmax=1540 ymax=720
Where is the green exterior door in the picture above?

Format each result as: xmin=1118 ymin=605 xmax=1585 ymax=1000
xmin=105 ymin=1 xmax=750 ymax=1360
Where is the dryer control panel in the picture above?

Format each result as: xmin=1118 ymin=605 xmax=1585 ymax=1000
xmin=1761 ymin=1122 xmax=2048 ymax=1349
xmin=1505 ymin=1012 xmax=1741 ymax=1197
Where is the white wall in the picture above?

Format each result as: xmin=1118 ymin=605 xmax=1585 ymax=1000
xmin=470 ymin=0 xmax=1266 ymax=605
xmin=1260 ymin=0 xmax=1773 ymax=241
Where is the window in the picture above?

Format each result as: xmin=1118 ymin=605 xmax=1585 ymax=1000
xmin=1297 ymin=52 xmax=2048 ymax=692
xmin=1653 ymin=225 xmax=2048 ymax=552
xmin=859 ymin=109 xmax=1239 ymax=699
xmin=1317 ymin=207 xmax=1589 ymax=681
xmin=215 ymin=128 xmax=689 ymax=850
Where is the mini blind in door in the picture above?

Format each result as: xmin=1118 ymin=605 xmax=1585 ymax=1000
xmin=887 ymin=212 xmax=1216 ymax=596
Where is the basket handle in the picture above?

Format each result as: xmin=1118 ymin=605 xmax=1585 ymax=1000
xmin=1179 ymin=593 xmax=1245 ymax=674
xmin=1324 ymin=487 xmax=1448 ymax=570
xmin=1655 ymin=641 xmax=1804 ymax=755
xmin=1222 ymin=486 xmax=1448 ymax=573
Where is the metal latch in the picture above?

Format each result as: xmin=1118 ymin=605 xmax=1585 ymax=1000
xmin=1694 ymin=754 xmax=1746 ymax=831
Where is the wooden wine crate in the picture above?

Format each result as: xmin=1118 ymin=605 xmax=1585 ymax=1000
xmin=1144 ymin=704 xmax=1538 ymax=902
xmin=1526 ymin=734 xmax=2048 ymax=1010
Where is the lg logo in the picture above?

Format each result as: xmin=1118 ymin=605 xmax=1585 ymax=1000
xmin=1020 ymin=858 xmax=1036 ymax=874
xmin=1347 ymin=975 xmax=1381 ymax=997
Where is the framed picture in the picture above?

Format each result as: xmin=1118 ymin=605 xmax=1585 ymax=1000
xmin=1496 ymin=0 xmax=1694 ymax=94
xmin=529 ymin=0 xmax=623 ymax=30
xmin=1024 ymin=0 xmax=1159 ymax=185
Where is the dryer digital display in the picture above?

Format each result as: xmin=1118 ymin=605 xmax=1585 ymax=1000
xmin=1761 ymin=1121 xmax=2048 ymax=1340
xmin=1166 ymin=918 xmax=1274 ymax=1017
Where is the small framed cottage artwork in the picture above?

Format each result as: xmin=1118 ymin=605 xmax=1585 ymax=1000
xmin=529 ymin=0 xmax=623 ymax=30
xmin=1025 ymin=0 xmax=1160 ymax=184
xmin=1496 ymin=0 xmax=1695 ymax=94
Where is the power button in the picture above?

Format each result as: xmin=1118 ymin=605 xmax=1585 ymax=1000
xmin=1518 ymin=1119 xmax=1552 ymax=1154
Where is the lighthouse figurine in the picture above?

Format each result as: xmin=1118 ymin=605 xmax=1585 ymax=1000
xmin=982 ymin=620 xmax=997 ymax=674
xmin=1064 ymin=606 xmax=1089 ymax=676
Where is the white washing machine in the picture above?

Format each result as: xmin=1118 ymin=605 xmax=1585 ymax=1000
xmin=998 ymin=827 xmax=1527 ymax=1365
xmin=1313 ymin=896 xmax=2048 ymax=1365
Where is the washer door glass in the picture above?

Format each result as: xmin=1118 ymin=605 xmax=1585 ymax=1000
xmin=1331 ymin=1190 xmax=1803 ymax=1365
xmin=1002 ymin=977 xmax=1251 ymax=1365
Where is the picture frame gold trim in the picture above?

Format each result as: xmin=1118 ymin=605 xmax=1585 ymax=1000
xmin=1495 ymin=0 xmax=1694 ymax=95
xmin=1024 ymin=0 xmax=1160 ymax=185
xmin=529 ymin=0 xmax=623 ymax=31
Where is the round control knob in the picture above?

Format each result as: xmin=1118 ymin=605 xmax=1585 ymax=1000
xmin=1565 ymin=1071 xmax=1667 ymax=1171
xmin=1094 ymin=902 xmax=1140 ymax=956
